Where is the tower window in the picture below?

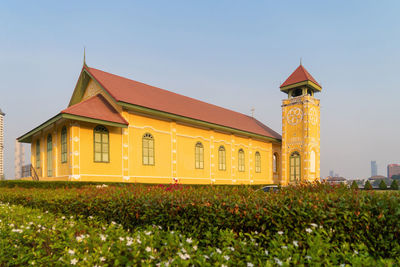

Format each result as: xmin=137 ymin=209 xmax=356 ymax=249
xmin=289 ymin=152 xmax=301 ymax=182
xmin=273 ymin=153 xmax=278 ymax=173
xmin=307 ymin=89 xmax=313 ymax=96
xmin=94 ymin=125 xmax=109 ymax=163
xmin=195 ymin=142 xmax=204 ymax=169
xmin=47 ymin=134 xmax=53 ymax=177
xmin=142 ymin=133 xmax=154 ymax=165
xmin=238 ymin=149 xmax=245 ymax=172
xmin=292 ymin=88 xmax=303 ymax=97
xmin=255 ymin=152 xmax=261 ymax=173
xmin=218 ymin=146 xmax=226 ymax=171
xmin=310 ymin=150 xmax=316 ymax=173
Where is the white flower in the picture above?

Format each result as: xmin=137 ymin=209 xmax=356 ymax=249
xmin=127 ymin=240 xmax=133 ymax=246
xmin=100 ymin=234 xmax=106 ymax=241
xmin=11 ymin=229 xmax=23 ymax=233
xmin=204 ymin=255 xmax=210 ymax=259
xmin=181 ymin=248 xmax=187 ymax=254
xmin=111 ymin=221 xmax=116 ymax=225
xmin=305 ymin=255 xmax=312 ymax=260
xmin=278 ymin=231 xmax=284 ymax=235
xmin=229 ymin=246 xmax=235 ymax=251
xmin=178 ymin=252 xmax=190 ymax=260
xmin=224 ymin=255 xmax=230 ymax=261
xmin=247 ymin=263 xmax=254 ymax=267
xmin=293 ymin=240 xmax=299 ymax=247
xmin=186 ymin=238 xmax=193 ymax=243
xmin=76 ymin=236 xmax=83 ymax=242
xmin=265 ymin=250 xmax=269 ymax=255
xmin=70 ymin=258 xmax=78 ymax=265
xmin=216 ymin=248 xmax=222 ymax=254
xmin=136 ymin=238 xmax=142 ymax=244
xmin=193 ymin=245 xmax=198 ymax=251
xmin=68 ymin=249 xmax=75 ymax=255
xmin=310 ymin=223 xmax=318 ymax=228
xmin=146 ymin=247 xmax=152 ymax=252
xmin=305 ymin=228 xmax=312 ymax=233
xmin=88 ymin=216 xmax=93 ymax=219
xmin=61 ymin=216 xmax=66 ymax=220
xmin=119 ymin=237 xmax=125 ymax=241
xmin=100 ymin=257 xmax=106 ymax=262
xmin=274 ymin=258 xmax=283 ymax=266
xmin=281 ymin=245 xmax=288 ymax=249
xmin=354 ymin=250 xmax=358 ymax=255
xmin=340 ymin=264 xmax=346 ymax=267
xmin=145 ymin=231 xmax=152 ymax=236
xmin=222 ymin=265 xmax=227 ymax=267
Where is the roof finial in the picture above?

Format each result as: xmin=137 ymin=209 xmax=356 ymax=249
xmin=251 ymin=107 xmax=255 ymax=118
xmin=83 ymin=46 xmax=86 ymax=66
xmin=300 ymin=57 xmax=302 ymax=66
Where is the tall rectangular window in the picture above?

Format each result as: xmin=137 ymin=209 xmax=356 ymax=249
xmin=255 ymin=152 xmax=261 ymax=173
xmin=94 ymin=126 xmax=109 ymax=163
xmin=238 ymin=149 xmax=245 ymax=172
xmin=218 ymin=146 xmax=226 ymax=171
xmin=195 ymin=142 xmax=204 ymax=169
xmin=142 ymin=133 xmax=155 ymax=165
xmin=47 ymin=134 xmax=52 ymax=177
xmin=36 ymin=140 xmax=40 ymax=168
xmin=61 ymin=127 xmax=67 ymax=163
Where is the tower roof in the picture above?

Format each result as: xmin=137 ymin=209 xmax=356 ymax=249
xmin=0 ymin=108 xmax=4 ymax=116
xmin=280 ymin=65 xmax=321 ymax=92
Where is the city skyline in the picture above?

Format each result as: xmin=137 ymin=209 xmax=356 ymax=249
xmin=1 ymin=1 xmax=400 ymax=179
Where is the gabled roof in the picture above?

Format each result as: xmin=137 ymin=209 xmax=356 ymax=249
xmin=61 ymin=94 xmax=128 ymax=125
xmin=280 ymin=65 xmax=321 ymax=89
xmin=18 ymin=94 xmax=128 ymax=143
xmin=84 ymin=66 xmax=281 ymax=140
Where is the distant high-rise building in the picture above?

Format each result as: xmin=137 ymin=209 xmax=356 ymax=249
xmin=329 ymin=170 xmax=334 ymax=177
xmin=0 ymin=109 xmax=4 ymax=180
xmin=387 ymin=164 xmax=400 ymax=179
xmin=371 ymin=161 xmax=378 ymax=177
xmin=14 ymin=140 xmax=25 ymax=179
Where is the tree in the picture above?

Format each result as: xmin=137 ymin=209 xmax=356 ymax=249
xmin=379 ymin=180 xmax=387 ymax=190
xmin=350 ymin=181 xmax=359 ymax=190
xmin=390 ymin=180 xmax=399 ymax=190
xmin=364 ymin=180 xmax=373 ymax=190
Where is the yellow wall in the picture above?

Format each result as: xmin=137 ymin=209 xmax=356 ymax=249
xmin=281 ymin=94 xmax=320 ymax=185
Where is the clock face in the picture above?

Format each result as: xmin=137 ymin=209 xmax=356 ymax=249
xmin=286 ymin=107 xmax=303 ymax=125
xmin=309 ymin=107 xmax=318 ymax=125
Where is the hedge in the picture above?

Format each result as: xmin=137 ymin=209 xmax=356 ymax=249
xmin=0 ymin=182 xmax=399 ymax=259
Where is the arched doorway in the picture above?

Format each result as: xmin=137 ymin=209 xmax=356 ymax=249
xmin=290 ymin=152 xmax=301 ymax=182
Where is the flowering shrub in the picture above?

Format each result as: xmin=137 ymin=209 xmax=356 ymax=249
xmin=0 ymin=182 xmax=400 ymax=263
xmin=0 ymin=202 xmax=396 ymax=266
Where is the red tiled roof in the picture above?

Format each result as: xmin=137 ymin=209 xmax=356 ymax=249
xmin=280 ymin=65 xmax=320 ymax=88
xmin=62 ymin=94 xmax=128 ymax=125
xmin=84 ymin=66 xmax=281 ymax=140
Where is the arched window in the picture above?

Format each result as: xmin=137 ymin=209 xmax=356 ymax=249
xmin=310 ymin=150 xmax=316 ymax=173
xmin=61 ymin=126 xmax=67 ymax=163
xmin=195 ymin=142 xmax=204 ymax=169
xmin=36 ymin=140 xmax=40 ymax=168
xmin=47 ymin=134 xmax=53 ymax=177
xmin=238 ymin=149 xmax=245 ymax=172
xmin=290 ymin=152 xmax=301 ymax=182
xmin=255 ymin=151 xmax=261 ymax=173
xmin=273 ymin=153 xmax=278 ymax=173
xmin=218 ymin=146 xmax=226 ymax=171
xmin=142 ymin=133 xmax=154 ymax=165
xmin=94 ymin=125 xmax=109 ymax=162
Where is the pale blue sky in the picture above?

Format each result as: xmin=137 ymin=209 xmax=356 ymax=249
xmin=1 ymin=1 xmax=399 ymax=179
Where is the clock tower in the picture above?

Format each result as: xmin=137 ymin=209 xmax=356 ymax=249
xmin=280 ymin=65 xmax=321 ymax=184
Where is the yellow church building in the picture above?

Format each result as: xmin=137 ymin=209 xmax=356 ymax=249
xmin=18 ymin=61 xmax=321 ymax=185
